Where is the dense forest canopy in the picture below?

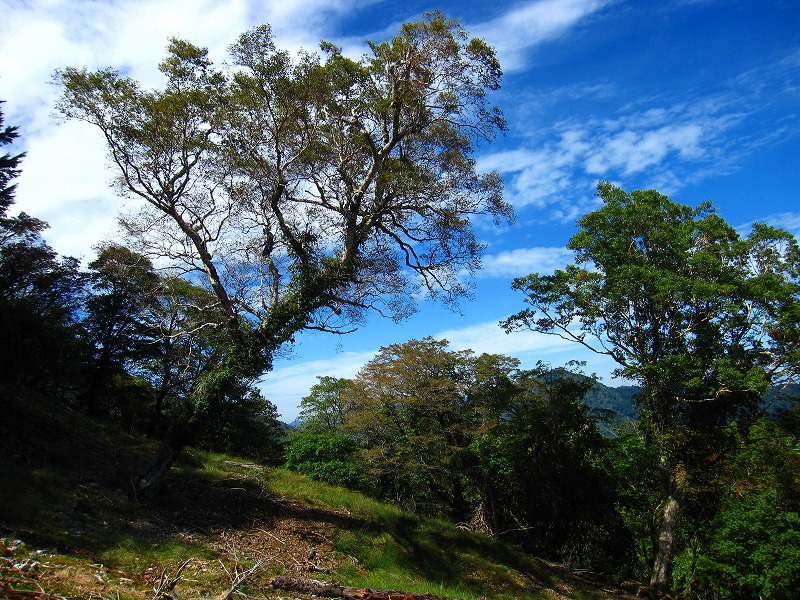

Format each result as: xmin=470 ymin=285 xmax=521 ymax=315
xmin=1 ymin=10 xmax=799 ymax=598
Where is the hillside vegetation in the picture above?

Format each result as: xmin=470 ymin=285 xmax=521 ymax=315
xmin=1 ymin=385 xmax=652 ymax=600
xmin=3 ymin=33 xmax=800 ymax=594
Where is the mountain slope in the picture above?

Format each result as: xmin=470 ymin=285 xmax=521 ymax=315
xmin=0 ymin=385 xmax=652 ymax=599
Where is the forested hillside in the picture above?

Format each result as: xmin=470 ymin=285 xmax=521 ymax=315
xmin=2 ymin=383 xmax=655 ymax=600
xmin=2 ymin=11 xmax=800 ymax=598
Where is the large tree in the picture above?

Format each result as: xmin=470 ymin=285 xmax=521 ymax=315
xmin=56 ymin=13 xmax=511 ymax=496
xmin=344 ymin=337 xmax=517 ymax=518
xmin=501 ymin=182 xmax=800 ymax=592
xmin=0 ymin=102 xmax=85 ymax=394
xmin=460 ymin=364 xmax=630 ymax=570
xmin=297 ymin=376 xmax=352 ymax=431
xmin=82 ymin=243 xmax=160 ymax=417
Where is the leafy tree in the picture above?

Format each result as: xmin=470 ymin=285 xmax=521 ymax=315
xmin=284 ymin=375 xmax=361 ymax=486
xmin=606 ymin=421 xmax=664 ymax=580
xmin=502 ymin=182 xmax=800 ymax=592
xmin=0 ymin=103 xmax=85 ymax=395
xmin=82 ymin=243 xmax=160 ymax=417
xmin=460 ymin=364 xmax=631 ymax=570
xmin=138 ymin=276 xmax=220 ymax=435
xmin=0 ymin=231 xmax=84 ymax=391
xmin=344 ymin=337 xmax=517 ymax=518
xmin=56 ymin=13 xmax=511 ymax=496
xmin=0 ymin=100 xmax=24 ymax=215
xmin=297 ymin=376 xmax=352 ymax=431
xmin=284 ymin=429 xmax=360 ymax=487
xmin=673 ymin=417 xmax=800 ymax=598
xmin=199 ymin=385 xmax=283 ymax=462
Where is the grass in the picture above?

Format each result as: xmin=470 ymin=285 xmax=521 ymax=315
xmin=264 ymin=465 xmax=566 ymax=599
xmin=0 ymin=386 xmax=640 ymax=599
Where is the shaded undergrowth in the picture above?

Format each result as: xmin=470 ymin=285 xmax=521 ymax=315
xmin=1 ymin=385 xmax=644 ymax=599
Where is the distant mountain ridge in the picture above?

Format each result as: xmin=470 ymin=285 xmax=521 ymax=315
xmin=583 ymin=381 xmax=799 ymax=432
xmin=585 ymin=382 xmax=641 ymax=422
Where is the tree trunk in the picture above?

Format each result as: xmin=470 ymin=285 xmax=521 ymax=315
xmin=135 ymin=422 xmax=193 ymax=499
xmin=270 ymin=576 xmax=460 ymax=600
xmin=146 ymin=368 xmax=171 ymax=437
xmin=84 ymin=347 xmax=112 ymax=418
xmin=649 ymin=477 xmax=682 ymax=593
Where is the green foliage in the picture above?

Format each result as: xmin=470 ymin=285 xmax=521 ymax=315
xmin=82 ymin=243 xmax=160 ymax=417
xmin=675 ymin=490 xmax=800 ymax=599
xmin=606 ymin=422 xmax=663 ymax=580
xmin=56 ymin=13 xmax=512 ymax=382
xmin=297 ymin=376 xmax=352 ymax=431
xmin=339 ymin=339 xmax=632 ymax=571
xmin=0 ymin=104 xmax=86 ymax=395
xmin=0 ymin=100 xmax=25 ymax=213
xmin=199 ymin=387 xmax=284 ymax=462
xmin=344 ymin=338 xmax=516 ymax=518
xmin=284 ymin=429 xmax=360 ymax=487
xmin=503 ymin=182 xmax=800 ymax=591
xmin=673 ymin=418 xmax=800 ymax=598
xmin=55 ymin=15 xmax=512 ymax=495
xmin=461 ymin=365 xmax=634 ymax=571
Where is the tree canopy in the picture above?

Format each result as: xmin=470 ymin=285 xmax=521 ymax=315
xmin=56 ymin=12 xmax=512 ymax=378
xmin=55 ymin=13 xmax=511 ymax=495
xmin=502 ymin=181 xmax=800 ymax=591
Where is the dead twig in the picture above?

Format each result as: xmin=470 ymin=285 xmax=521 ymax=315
xmin=151 ymin=558 xmax=193 ymax=600
xmin=215 ymin=558 xmax=264 ymax=600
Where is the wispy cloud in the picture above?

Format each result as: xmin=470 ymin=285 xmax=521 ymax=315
xmin=431 ymin=320 xmax=624 ymax=384
xmin=732 ymin=47 xmax=800 ymax=98
xmin=735 ymin=212 xmax=800 ymax=240
xmin=482 ymin=99 xmax=756 ymax=217
xmin=0 ymin=0 xmax=378 ymax=259
xmin=480 ymin=246 xmax=574 ymax=279
xmin=471 ymin=0 xmax=616 ymax=73
xmin=481 ymin=40 xmax=800 ymax=222
xmin=263 ymin=316 xmax=621 ymax=420
xmin=437 ymin=320 xmax=573 ymax=357
xmin=260 ymin=349 xmax=376 ymax=419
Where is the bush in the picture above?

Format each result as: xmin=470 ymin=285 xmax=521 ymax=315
xmin=284 ymin=430 xmax=360 ymax=488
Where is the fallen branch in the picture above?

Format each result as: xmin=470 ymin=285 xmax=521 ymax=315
xmin=215 ymin=558 xmax=264 ymax=600
xmin=0 ymin=583 xmax=66 ymax=600
xmin=269 ymin=576 xmax=462 ymax=600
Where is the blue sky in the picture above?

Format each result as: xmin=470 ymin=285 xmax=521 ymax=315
xmin=2 ymin=0 xmax=799 ymax=420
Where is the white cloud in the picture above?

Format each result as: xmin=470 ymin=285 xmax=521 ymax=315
xmin=437 ymin=320 xmax=571 ymax=356
xmin=0 ymin=0 xmax=619 ymax=261
xmin=264 ymin=313 xmax=627 ymax=420
xmin=435 ymin=320 xmax=623 ymax=383
xmin=471 ymin=0 xmax=616 ymax=73
xmin=260 ymin=349 xmax=375 ymax=420
xmin=0 ymin=0 xmax=378 ymax=262
xmin=480 ymin=246 xmax=574 ymax=279
xmin=12 ymin=120 xmax=121 ymax=260
xmin=584 ymin=123 xmax=705 ymax=175
xmin=735 ymin=212 xmax=800 ymax=240
xmin=477 ymin=143 xmax=597 ymax=213
xmin=482 ymin=100 xmax=751 ymax=218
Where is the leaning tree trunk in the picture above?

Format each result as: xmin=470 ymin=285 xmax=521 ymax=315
xmin=650 ymin=473 xmax=682 ymax=593
xmin=135 ymin=421 xmax=195 ymax=499
xmin=146 ymin=369 xmax=172 ymax=437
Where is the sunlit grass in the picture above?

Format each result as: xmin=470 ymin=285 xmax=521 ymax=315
xmin=262 ymin=466 xmax=555 ymax=599
xmin=2 ymin=386 xmax=613 ymax=600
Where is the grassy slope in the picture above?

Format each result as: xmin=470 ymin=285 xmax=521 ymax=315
xmin=0 ymin=386 xmax=650 ymax=599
